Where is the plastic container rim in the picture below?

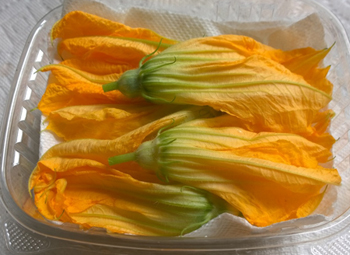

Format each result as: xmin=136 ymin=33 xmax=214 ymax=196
xmin=0 ymin=0 xmax=350 ymax=251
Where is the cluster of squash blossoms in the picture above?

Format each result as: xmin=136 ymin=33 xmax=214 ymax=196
xmin=28 ymin=11 xmax=341 ymax=236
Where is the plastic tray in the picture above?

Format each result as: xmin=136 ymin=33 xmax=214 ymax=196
xmin=1 ymin=0 xmax=350 ymax=254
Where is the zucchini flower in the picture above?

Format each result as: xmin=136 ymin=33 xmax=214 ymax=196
xmin=30 ymin=106 xmax=218 ymax=176
xmin=108 ymin=123 xmax=341 ymax=227
xmin=102 ymin=35 xmax=333 ymax=136
xmin=30 ymin=157 xmax=234 ymax=236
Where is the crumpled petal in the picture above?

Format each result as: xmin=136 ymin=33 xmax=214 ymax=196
xmin=58 ymin=36 xmax=172 ymax=65
xmin=39 ymin=63 xmax=122 ymax=85
xmin=38 ymin=83 xmax=145 ymax=115
xmin=58 ymin=58 xmax=132 ymax=75
xmin=182 ymin=113 xmax=336 ymax=150
xmin=51 ymin=10 xmax=178 ymax=45
xmin=283 ymin=46 xmax=333 ymax=94
xmin=30 ymin=157 xmax=231 ymax=236
xmin=45 ymin=104 xmax=182 ymax=141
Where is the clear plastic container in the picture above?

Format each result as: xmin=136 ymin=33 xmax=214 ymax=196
xmin=1 ymin=0 xmax=350 ymax=254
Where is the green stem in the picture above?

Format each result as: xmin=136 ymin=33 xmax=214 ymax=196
xmin=108 ymin=152 xmax=136 ymax=165
xmin=102 ymin=81 xmax=119 ymax=92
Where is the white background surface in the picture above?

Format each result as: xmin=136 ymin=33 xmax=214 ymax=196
xmin=0 ymin=0 xmax=350 ymax=254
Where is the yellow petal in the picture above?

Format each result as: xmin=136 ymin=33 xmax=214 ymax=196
xmin=39 ymin=64 xmax=122 ymax=85
xmin=29 ymin=157 xmax=162 ymax=192
xmin=51 ymin=10 xmax=178 ymax=45
xmin=59 ymin=58 xmax=131 ymax=75
xmin=283 ymin=47 xmax=333 ymax=94
xmin=45 ymin=104 xmax=182 ymax=141
xmin=37 ymin=83 xmax=145 ymax=115
xmin=182 ymin=113 xmax=336 ymax=150
xmin=58 ymin=36 xmax=171 ymax=66
xmin=209 ymin=181 xmax=325 ymax=227
xmin=296 ymin=187 xmax=327 ymax=218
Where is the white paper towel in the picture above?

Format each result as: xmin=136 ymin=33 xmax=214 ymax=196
xmin=38 ymin=0 xmax=348 ymax=238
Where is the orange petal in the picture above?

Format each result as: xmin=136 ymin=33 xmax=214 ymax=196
xmin=59 ymin=58 xmax=131 ymax=75
xmin=38 ymin=83 xmax=145 ymax=115
xmin=208 ymin=181 xmax=325 ymax=227
xmin=183 ymin=113 xmax=336 ymax=150
xmin=51 ymin=10 xmax=178 ymax=45
xmin=45 ymin=104 xmax=181 ymax=140
xmin=58 ymin=36 xmax=172 ymax=65
xmin=39 ymin=64 xmax=121 ymax=85
xmin=282 ymin=47 xmax=333 ymax=94
xmin=29 ymin=157 xmax=162 ymax=191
